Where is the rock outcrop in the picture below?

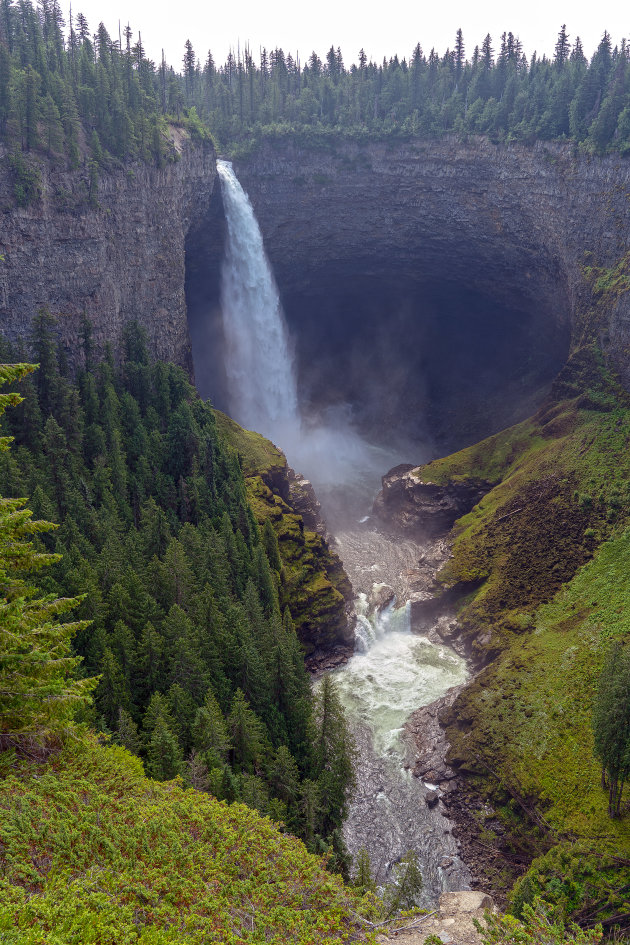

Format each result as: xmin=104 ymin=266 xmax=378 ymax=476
xmin=0 ymin=130 xmax=216 ymax=370
xmin=373 ymin=464 xmax=491 ymax=537
xmin=378 ymin=890 xmax=495 ymax=945
xmin=233 ymin=137 xmax=630 ymax=388
xmin=213 ymin=411 xmax=355 ymax=658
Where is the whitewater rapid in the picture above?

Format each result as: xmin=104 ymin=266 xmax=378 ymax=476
xmin=216 ymin=159 xmax=471 ymax=903
xmin=328 ymin=512 xmax=470 ymax=902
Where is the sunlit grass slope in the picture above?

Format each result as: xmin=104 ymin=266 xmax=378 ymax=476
xmin=0 ymin=739 xmax=370 ymax=944
xmin=410 ymin=371 xmax=630 ymax=919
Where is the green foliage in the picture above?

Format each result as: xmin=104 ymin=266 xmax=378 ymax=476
xmin=510 ymin=842 xmax=630 ymax=933
xmin=592 ymin=642 xmax=630 ymax=817
xmin=6 ymin=149 xmax=41 ymax=206
xmin=353 ymin=848 xmax=375 ymax=894
xmin=0 ymin=362 xmax=95 ymax=741
xmin=0 ymin=323 xmax=353 ymax=856
xmin=0 ymin=1 xmax=177 ymax=166
xmin=477 ymin=899 xmax=602 ymax=944
xmin=383 ymin=850 xmax=423 ymax=916
xmin=3 ymin=11 xmax=630 ymax=168
xmin=313 ymin=675 xmax=357 ymax=836
xmin=172 ymin=29 xmax=630 ymax=157
xmin=0 ymin=738 xmax=372 ymax=944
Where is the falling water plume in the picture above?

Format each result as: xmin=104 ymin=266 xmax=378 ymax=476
xmin=217 ymin=159 xmax=300 ymax=445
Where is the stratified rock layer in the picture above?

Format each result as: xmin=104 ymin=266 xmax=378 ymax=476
xmin=373 ymin=464 xmax=491 ymax=537
xmin=182 ymin=137 xmax=627 ymax=451
xmin=0 ymin=131 xmax=216 ymax=369
xmin=233 ymin=137 xmax=630 ymax=385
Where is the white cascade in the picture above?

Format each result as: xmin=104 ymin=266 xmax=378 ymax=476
xmin=216 ymin=159 xmax=301 ymax=443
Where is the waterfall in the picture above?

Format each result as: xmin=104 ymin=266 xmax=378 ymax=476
xmin=354 ymin=592 xmax=412 ymax=653
xmin=216 ymin=160 xmax=301 ymax=443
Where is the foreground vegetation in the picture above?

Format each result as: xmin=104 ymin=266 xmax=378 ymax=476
xmin=0 ymin=320 xmax=355 ymax=868
xmin=411 ymin=346 xmax=630 ymax=932
xmin=0 ymin=738 xmax=370 ymax=944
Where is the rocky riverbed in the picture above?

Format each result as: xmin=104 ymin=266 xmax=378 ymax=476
xmin=317 ymin=466 xmax=474 ymax=903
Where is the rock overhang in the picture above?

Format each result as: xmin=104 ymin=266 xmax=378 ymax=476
xmin=185 ymin=136 xmax=630 ymax=452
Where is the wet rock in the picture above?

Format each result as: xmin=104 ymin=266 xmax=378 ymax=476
xmin=434 ymin=616 xmax=460 ymax=642
xmin=306 ymin=645 xmax=354 ymax=675
xmin=406 ymin=686 xmax=466 ymax=782
xmin=370 ymin=583 xmax=395 ymax=611
xmin=425 ymin=789 xmax=440 ymax=808
xmin=374 ymin=467 xmax=492 ymax=539
xmin=287 ymin=467 xmax=326 ymax=535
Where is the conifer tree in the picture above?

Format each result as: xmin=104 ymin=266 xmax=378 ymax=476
xmin=593 ymin=642 xmax=630 ymax=817
xmin=313 ymin=675 xmax=357 ymax=836
xmin=0 ymin=363 xmax=95 ymax=742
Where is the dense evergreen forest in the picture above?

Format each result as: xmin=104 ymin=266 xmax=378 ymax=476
xmin=0 ymin=318 xmax=356 ymax=871
xmin=1 ymin=0 xmax=629 ymax=178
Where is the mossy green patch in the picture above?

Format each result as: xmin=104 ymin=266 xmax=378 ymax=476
xmin=420 ymin=398 xmax=630 ymax=658
xmin=583 ymin=252 xmax=630 ymax=304
xmin=421 ymin=389 xmax=630 ymax=922
xmin=213 ymin=413 xmax=351 ymax=654
xmin=448 ymin=531 xmax=630 ymax=927
xmin=413 ymin=417 xmax=543 ymax=487
xmin=213 ymin=410 xmax=287 ymax=479
xmin=449 ymin=529 xmax=630 ymax=836
xmin=245 ymin=474 xmax=350 ymax=654
xmin=0 ymin=738 xmax=372 ymax=944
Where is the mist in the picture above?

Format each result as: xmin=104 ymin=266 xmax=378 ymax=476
xmin=212 ymin=159 xmax=431 ymax=528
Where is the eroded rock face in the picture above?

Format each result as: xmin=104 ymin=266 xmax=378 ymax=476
xmin=373 ymin=465 xmax=491 ymax=537
xmin=0 ymin=133 xmax=216 ymax=369
xmin=186 ymin=137 xmax=630 ymax=449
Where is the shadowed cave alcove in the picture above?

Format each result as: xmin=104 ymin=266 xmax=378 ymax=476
xmin=185 ymin=181 xmax=571 ymax=457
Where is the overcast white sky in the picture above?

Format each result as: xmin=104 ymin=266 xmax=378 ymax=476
xmin=68 ymin=0 xmax=628 ymax=70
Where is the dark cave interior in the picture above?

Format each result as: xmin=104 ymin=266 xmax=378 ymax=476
xmin=185 ymin=188 xmax=571 ymax=458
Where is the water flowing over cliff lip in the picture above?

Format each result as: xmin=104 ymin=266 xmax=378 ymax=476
xmin=183 ymin=138 xmax=623 ymax=456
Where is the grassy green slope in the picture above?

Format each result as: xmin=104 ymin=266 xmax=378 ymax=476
xmin=422 ymin=394 xmax=630 ymax=659
xmin=0 ymin=739 xmax=369 ymax=945
xmin=408 ymin=362 xmax=630 ymax=919
xmin=215 ymin=412 xmax=351 ymax=654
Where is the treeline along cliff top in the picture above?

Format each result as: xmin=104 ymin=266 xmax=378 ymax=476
xmin=1 ymin=3 xmax=630 ymax=175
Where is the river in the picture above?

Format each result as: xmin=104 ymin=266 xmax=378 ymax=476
xmin=314 ymin=465 xmax=471 ymax=904
xmin=215 ymin=160 xmax=471 ymax=904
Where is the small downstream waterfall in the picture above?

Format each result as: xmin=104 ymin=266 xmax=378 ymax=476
xmin=331 ymin=582 xmax=469 ymax=901
xmin=216 ymin=159 xmax=300 ymax=443
xmin=215 ymin=159 xmax=471 ymax=903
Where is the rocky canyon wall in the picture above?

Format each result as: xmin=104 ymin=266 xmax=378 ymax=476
xmin=2 ymin=133 xmax=629 ymax=413
xmin=228 ymin=137 xmax=630 ymax=392
xmin=0 ymin=130 xmax=216 ymax=369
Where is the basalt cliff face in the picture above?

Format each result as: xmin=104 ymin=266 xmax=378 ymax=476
xmin=0 ymin=131 xmax=216 ymax=370
xmin=190 ymin=137 xmax=628 ymax=448
xmin=3 ymin=134 xmax=629 ymax=443
xmin=231 ymin=137 xmax=630 ymax=357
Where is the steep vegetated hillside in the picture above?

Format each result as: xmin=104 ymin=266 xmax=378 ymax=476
xmin=0 ymin=739 xmax=369 ymax=944
xmin=0 ymin=317 xmax=354 ymax=869
xmin=405 ymin=343 xmax=630 ymax=931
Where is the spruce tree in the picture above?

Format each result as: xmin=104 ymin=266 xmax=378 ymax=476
xmin=0 ymin=363 xmax=95 ymax=742
xmin=593 ymin=642 xmax=630 ymax=817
